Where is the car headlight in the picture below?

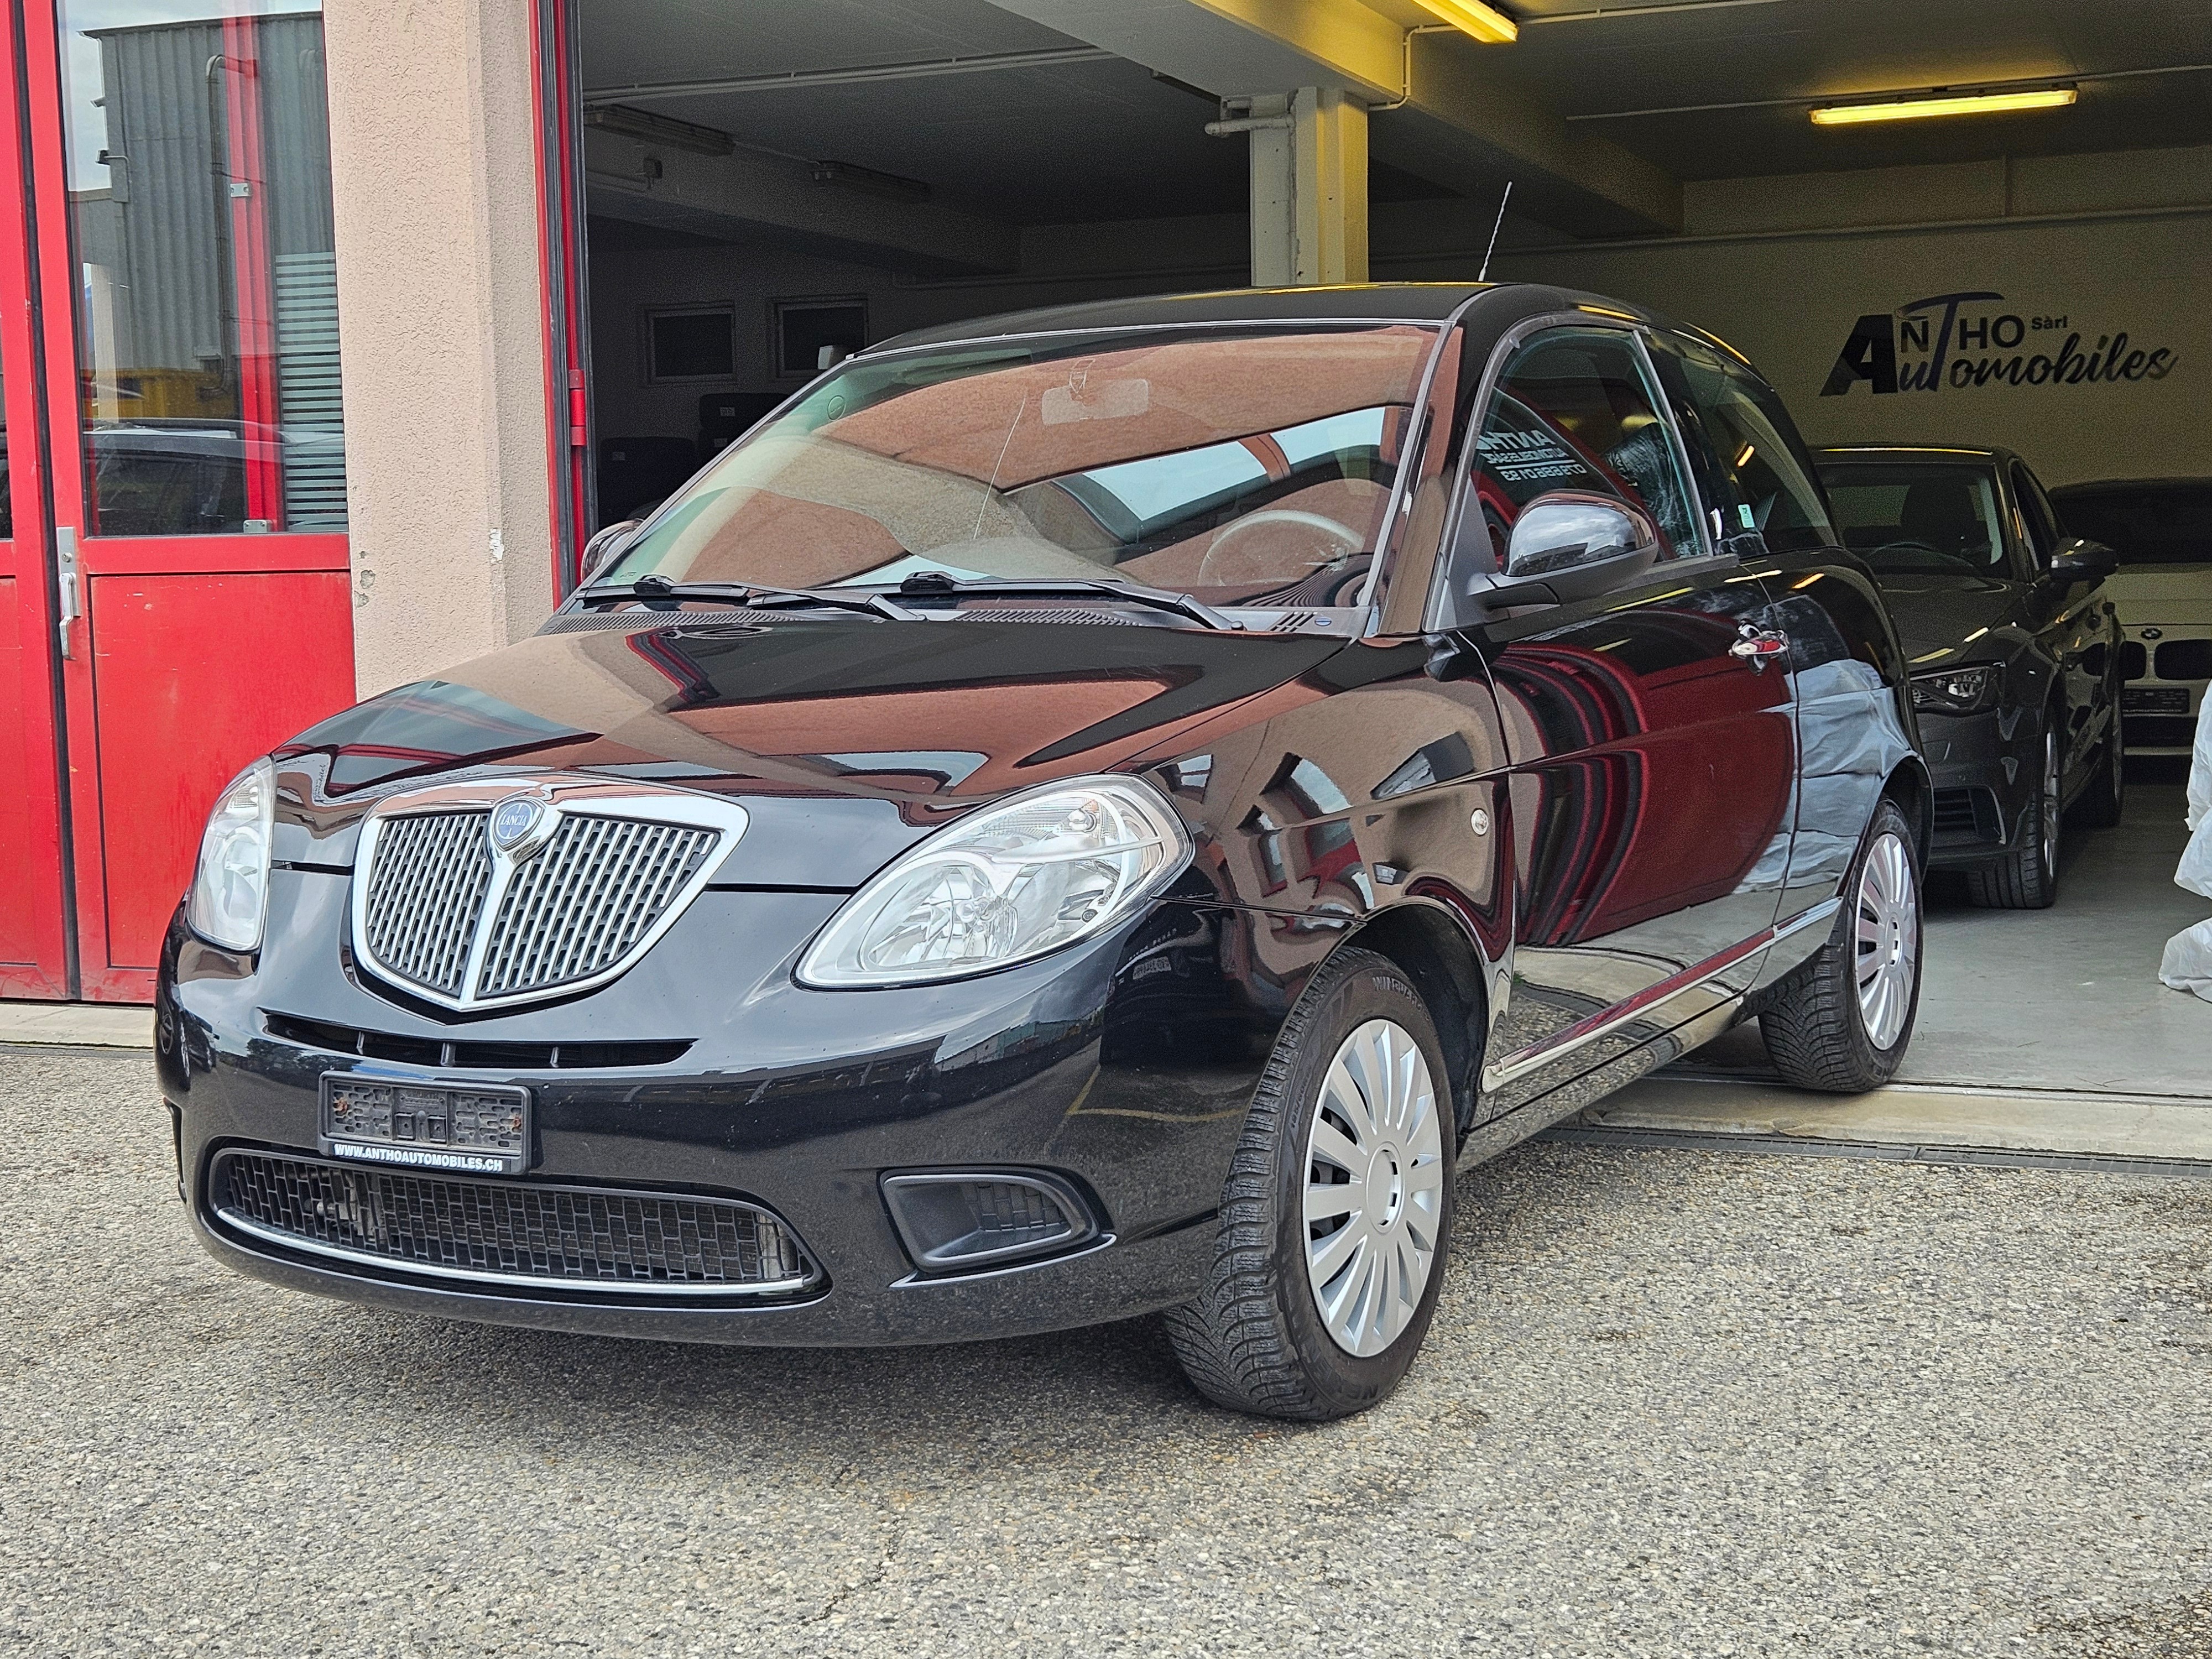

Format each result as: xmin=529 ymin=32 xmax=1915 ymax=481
xmin=797 ymin=776 xmax=1192 ymax=988
xmin=185 ymin=758 xmax=276 ymax=951
xmin=1910 ymin=663 xmax=2001 ymax=714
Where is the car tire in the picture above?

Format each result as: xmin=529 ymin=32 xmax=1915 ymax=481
xmin=1760 ymin=798 xmax=1922 ymax=1093
xmin=1164 ymin=948 xmax=1455 ymax=1421
xmin=2072 ymin=706 xmax=2126 ymax=830
xmin=1964 ymin=721 xmax=2060 ymax=910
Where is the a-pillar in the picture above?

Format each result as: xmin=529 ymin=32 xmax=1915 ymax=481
xmin=321 ymin=0 xmax=558 ymax=698
xmin=1245 ymin=87 xmax=1369 ymax=286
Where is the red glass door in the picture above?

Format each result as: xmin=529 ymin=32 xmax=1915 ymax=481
xmin=7 ymin=0 xmax=357 ymax=1000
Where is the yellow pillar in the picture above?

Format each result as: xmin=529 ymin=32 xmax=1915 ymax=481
xmin=1245 ymin=87 xmax=1369 ymax=286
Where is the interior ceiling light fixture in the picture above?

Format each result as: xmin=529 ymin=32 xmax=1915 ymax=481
xmin=1410 ymin=0 xmax=1520 ymax=44
xmin=1809 ymin=86 xmax=2077 ymax=126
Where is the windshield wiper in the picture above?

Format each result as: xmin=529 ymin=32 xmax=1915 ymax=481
xmin=895 ymin=575 xmax=1240 ymax=631
xmin=580 ymin=576 xmax=919 ymax=621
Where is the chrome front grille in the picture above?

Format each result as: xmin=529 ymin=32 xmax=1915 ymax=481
xmin=350 ymin=778 xmax=748 ymax=1011
xmin=360 ymin=811 xmax=493 ymax=998
xmin=477 ymin=816 xmax=718 ymax=998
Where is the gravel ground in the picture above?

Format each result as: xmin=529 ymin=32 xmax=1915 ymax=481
xmin=4 ymin=1047 xmax=2210 ymax=1658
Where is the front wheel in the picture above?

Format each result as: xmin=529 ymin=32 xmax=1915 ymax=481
xmin=1760 ymin=799 xmax=1923 ymax=1092
xmin=1164 ymin=948 xmax=1454 ymax=1421
xmin=1965 ymin=722 xmax=2061 ymax=909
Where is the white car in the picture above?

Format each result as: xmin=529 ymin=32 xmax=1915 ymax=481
xmin=2051 ymin=478 xmax=2212 ymax=759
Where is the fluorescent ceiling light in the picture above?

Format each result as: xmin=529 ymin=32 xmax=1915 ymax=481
xmin=1411 ymin=0 xmax=1520 ymax=43
xmin=1809 ymin=86 xmax=2076 ymax=126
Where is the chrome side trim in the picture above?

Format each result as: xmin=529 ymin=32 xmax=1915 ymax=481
xmin=1482 ymin=899 xmax=1841 ymax=1092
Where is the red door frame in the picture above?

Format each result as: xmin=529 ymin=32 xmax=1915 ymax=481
xmin=12 ymin=0 xmax=353 ymax=1000
xmin=534 ymin=0 xmax=592 ymax=596
xmin=0 ymin=0 xmax=72 ymax=999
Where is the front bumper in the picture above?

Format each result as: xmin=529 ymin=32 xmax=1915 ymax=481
xmin=158 ymin=876 xmax=1279 ymax=1346
xmin=1914 ymin=705 xmax=2037 ymax=869
xmin=2121 ymin=625 xmax=2209 ymax=756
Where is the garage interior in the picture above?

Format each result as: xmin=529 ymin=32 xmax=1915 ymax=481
xmin=568 ymin=0 xmax=2210 ymax=1102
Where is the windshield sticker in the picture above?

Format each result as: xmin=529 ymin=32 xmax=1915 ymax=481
xmin=1479 ymin=428 xmax=1590 ymax=485
xmin=1043 ymin=373 xmax=1151 ymax=425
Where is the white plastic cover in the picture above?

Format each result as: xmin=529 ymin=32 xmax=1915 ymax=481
xmin=2157 ymin=695 xmax=2212 ymax=1003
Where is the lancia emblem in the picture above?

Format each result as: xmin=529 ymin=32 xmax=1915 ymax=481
xmin=489 ymin=795 xmax=551 ymax=858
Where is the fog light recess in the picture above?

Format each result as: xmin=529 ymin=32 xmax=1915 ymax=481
xmin=881 ymin=1171 xmax=1100 ymax=1273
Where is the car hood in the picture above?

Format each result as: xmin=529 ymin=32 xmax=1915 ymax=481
xmin=273 ymin=614 xmax=1348 ymax=885
xmin=2105 ymin=565 xmax=2212 ymax=627
xmin=1869 ymin=573 xmax=2023 ymax=662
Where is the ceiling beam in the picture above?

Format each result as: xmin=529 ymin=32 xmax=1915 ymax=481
xmin=980 ymin=0 xmax=1682 ymax=236
xmin=584 ymin=129 xmax=1019 ymax=275
xmin=582 ymin=47 xmax=1118 ymax=108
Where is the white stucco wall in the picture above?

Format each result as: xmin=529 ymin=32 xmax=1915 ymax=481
xmin=325 ymin=0 xmax=556 ymax=697
xmin=1491 ymin=206 xmax=2211 ymax=489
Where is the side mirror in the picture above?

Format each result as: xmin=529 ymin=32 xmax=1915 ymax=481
xmin=579 ymin=519 xmax=641 ymax=583
xmin=1454 ymin=491 xmax=1660 ymax=619
xmin=2045 ymin=536 xmax=2115 ymax=583
xmin=1505 ymin=492 xmax=1653 ymax=578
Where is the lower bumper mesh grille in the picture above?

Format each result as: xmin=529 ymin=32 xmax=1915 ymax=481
xmin=211 ymin=1151 xmax=819 ymax=1297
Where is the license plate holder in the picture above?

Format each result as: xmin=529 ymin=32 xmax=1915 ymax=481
xmin=319 ymin=1073 xmax=530 ymax=1176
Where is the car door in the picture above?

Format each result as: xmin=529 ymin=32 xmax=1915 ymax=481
xmin=1433 ymin=322 xmax=1798 ymax=1112
xmin=2013 ymin=458 xmax=2114 ymax=788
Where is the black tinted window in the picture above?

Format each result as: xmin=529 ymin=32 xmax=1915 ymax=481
xmin=1650 ymin=335 xmax=1834 ymax=555
xmin=1468 ymin=328 xmax=1697 ymax=566
xmin=1819 ymin=463 xmax=2008 ymax=576
xmin=2052 ymin=484 xmax=2212 ymax=566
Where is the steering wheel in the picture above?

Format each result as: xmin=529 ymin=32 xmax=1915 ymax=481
xmin=1196 ymin=509 xmax=1364 ymax=585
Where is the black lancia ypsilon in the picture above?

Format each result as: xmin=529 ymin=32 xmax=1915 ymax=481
xmin=161 ymin=284 xmax=1927 ymax=1419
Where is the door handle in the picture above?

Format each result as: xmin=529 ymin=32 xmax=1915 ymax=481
xmin=1730 ymin=627 xmax=1788 ymax=670
xmin=55 ymin=526 xmax=80 ymax=661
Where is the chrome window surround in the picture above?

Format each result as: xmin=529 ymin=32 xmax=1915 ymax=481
xmin=348 ymin=774 xmax=749 ymax=1013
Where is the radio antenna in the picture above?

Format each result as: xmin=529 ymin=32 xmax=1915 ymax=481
xmin=1478 ymin=180 xmax=1514 ymax=282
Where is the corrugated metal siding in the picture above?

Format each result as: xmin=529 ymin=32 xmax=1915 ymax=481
xmin=276 ymin=251 xmax=345 ymax=527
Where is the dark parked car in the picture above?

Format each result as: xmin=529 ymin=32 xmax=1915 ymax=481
xmin=2048 ymin=477 xmax=2212 ymax=759
xmin=1816 ymin=446 xmax=2123 ymax=908
xmin=163 ymin=284 xmax=1928 ymax=1421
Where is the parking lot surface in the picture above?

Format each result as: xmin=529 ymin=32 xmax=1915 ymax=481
xmin=4 ymin=1046 xmax=2210 ymax=1658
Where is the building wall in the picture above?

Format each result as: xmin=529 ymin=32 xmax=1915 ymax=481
xmin=324 ymin=0 xmax=555 ymax=697
xmin=1484 ymin=148 xmax=2212 ymax=487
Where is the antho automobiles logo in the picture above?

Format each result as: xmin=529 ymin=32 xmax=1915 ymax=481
xmin=1820 ymin=291 xmax=2178 ymax=397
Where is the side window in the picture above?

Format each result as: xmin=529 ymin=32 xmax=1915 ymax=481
xmin=2012 ymin=463 xmax=2060 ymax=568
xmin=1649 ymin=334 xmax=1835 ymax=555
xmin=1465 ymin=328 xmax=1698 ymax=573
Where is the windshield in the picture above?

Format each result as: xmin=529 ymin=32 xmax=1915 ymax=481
xmin=1818 ymin=463 xmax=2009 ymax=576
xmin=2053 ymin=484 xmax=2212 ymax=566
xmin=597 ymin=324 xmax=1440 ymax=610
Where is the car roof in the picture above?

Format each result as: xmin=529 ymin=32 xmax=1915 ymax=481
xmin=1814 ymin=445 xmax=2013 ymax=466
xmin=866 ymin=281 xmax=1695 ymax=354
xmin=2047 ymin=477 xmax=2212 ymax=495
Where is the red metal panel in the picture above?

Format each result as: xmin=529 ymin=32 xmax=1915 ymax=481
xmin=220 ymin=16 xmax=284 ymax=530
xmin=86 ymin=571 xmax=355 ymax=973
xmin=79 ymin=533 xmax=351 ymax=577
xmin=0 ymin=4 xmax=72 ymax=998
xmin=533 ymin=0 xmax=591 ymax=593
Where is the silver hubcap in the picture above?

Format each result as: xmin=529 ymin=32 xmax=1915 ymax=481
xmin=1854 ymin=832 xmax=1918 ymax=1051
xmin=2041 ymin=731 xmax=2061 ymax=878
xmin=1302 ymin=1018 xmax=1446 ymax=1358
